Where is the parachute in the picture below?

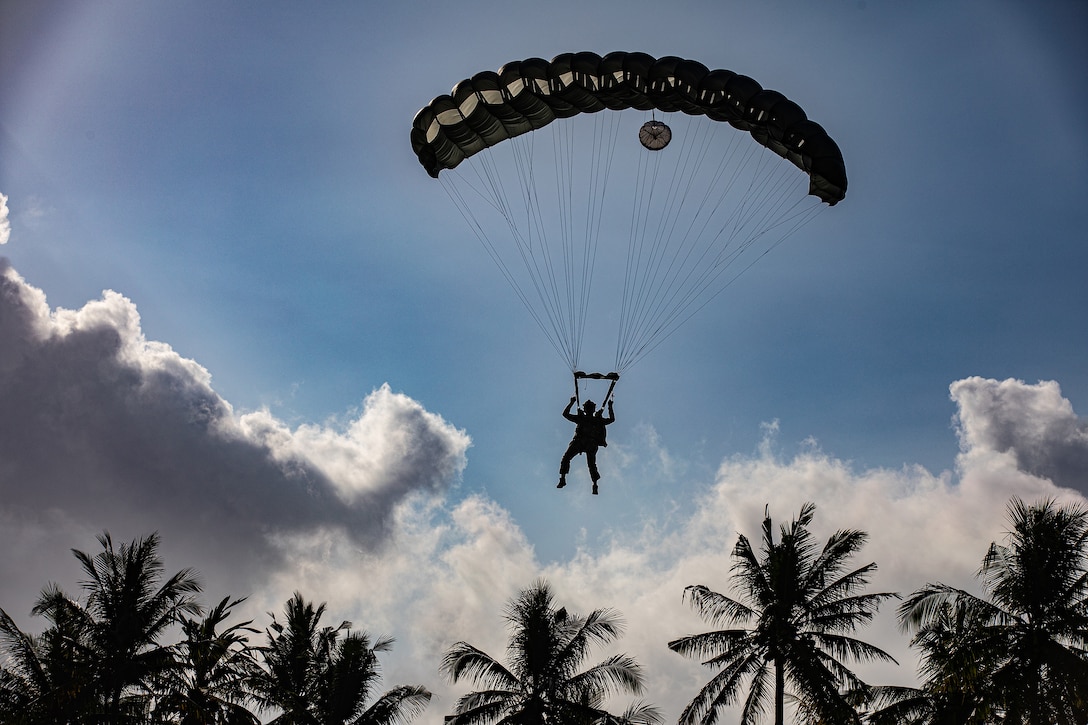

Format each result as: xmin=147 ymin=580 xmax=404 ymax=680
xmin=411 ymin=51 xmax=845 ymax=382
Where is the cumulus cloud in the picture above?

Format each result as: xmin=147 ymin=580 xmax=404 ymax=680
xmin=0 ymin=193 xmax=10 ymax=245
xmin=0 ymin=259 xmax=470 ymax=605
xmin=951 ymin=376 xmax=1088 ymax=495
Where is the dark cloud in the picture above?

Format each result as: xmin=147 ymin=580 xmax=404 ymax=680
xmin=0 ymin=259 xmax=470 ymax=600
xmin=951 ymin=376 xmax=1088 ymax=495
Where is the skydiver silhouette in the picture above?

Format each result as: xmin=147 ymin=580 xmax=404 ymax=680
xmin=557 ymin=397 xmax=615 ymax=495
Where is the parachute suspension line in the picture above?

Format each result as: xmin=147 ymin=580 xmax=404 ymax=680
xmin=615 ymin=141 xmax=646 ymax=371
xmin=488 ymin=134 xmax=571 ymax=365
xmin=617 ymin=115 xmax=719 ymax=368
xmin=578 ymin=113 xmax=622 ymax=372
xmin=557 ymin=119 xmax=582 ymax=369
xmin=617 ymin=114 xmax=724 ymax=371
xmin=622 ymin=195 xmax=825 ymax=369
xmin=578 ymin=112 xmax=622 ymax=370
xmin=700 ymin=146 xmax=819 ymax=281
xmin=612 ymin=113 xmax=825 ymax=372
xmin=444 ymin=137 xmax=578 ymax=369
xmin=440 ymin=176 xmax=572 ymax=367
xmin=545 ymin=113 xmax=618 ymax=372
xmin=511 ymin=129 xmax=579 ymax=368
xmin=622 ymin=142 xmax=784 ymax=370
xmin=436 ymin=111 xmax=833 ymax=376
xmin=625 ymin=206 xmax=823 ymax=369
xmin=644 ymin=124 xmax=750 ymax=321
xmin=441 ymin=113 xmax=631 ymax=374
xmin=549 ymin=118 xmax=578 ymax=365
xmin=616 ymin=122 xmax=666 ymax=372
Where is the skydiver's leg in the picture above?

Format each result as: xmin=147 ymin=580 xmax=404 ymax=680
xmin=558 ymin=440 xmax=579 ymax=488
xmin=560 ymin=441 xmax=580 ymax=474
xmin=586 ymin=447 xmax=600 ymax=495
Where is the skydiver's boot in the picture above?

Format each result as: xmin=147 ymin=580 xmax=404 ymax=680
xmin=592 ymin=482 xmax=599 ymax=495
xmin=557 ymin=475 xmax=566 ymax=489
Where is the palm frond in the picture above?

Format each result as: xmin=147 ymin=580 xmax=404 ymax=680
xmin=809 ymin=631 xmax=897 ymax=666
xmin=808 ymin=591 xmax=900 ymax=636
xmin=736 ymin=657 xmax=771 ymax=725
xmin=354 ymin=684 xmax=431 ymax=725
xmin=682 ymin=585 xmax=754 ymax=626
xmin=668 ymin=629 xmax=754 ymax=666
xmin=441 ymin=641 xmax=519 ymax=691
xmin=565 ymin=653 xmax=644 ymax=698
xmin=555 ymin=607 xmax=626 ymax=679
xmin=606 ymin=699 xmax=663 ymax=725
xmin=446 ymin=690 xmax=514 ymax=725
xmin=0 ymin=608 xmax=45 ymax=687
xmin=897 ymin=584 xmax=997 ymax=634
xmin=805 ymin=529 xmax=869 ymax=589
xmin=808 ymin=562 xmax=884 ymax=613
xmin=730 ymin=536 xmax=772 ymax=606
xmin=677 ymin=649 xmax=763 ymax=725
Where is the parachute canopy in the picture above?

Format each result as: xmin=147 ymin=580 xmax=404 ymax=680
xmin=412 ymin=52 xmax=846 ymax=374
xmin=411 ymin=51 xmax=846 ymax=204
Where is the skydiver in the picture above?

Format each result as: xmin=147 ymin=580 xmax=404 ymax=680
xmin=557 ymin=397 xmax=615 ymax=495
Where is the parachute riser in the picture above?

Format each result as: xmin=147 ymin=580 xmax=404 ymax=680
xmin=573 ymin=370 xmax=620 ymax=409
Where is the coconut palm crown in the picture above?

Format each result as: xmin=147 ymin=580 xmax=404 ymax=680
xmin=441 ymin=579 xmax=660 ymax=725
xmin=669 ymin=502 xmax=898 ymax=725
xmin=896 ymin=498 xmax=1088 ymax=724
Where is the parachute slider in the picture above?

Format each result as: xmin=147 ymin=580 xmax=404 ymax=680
xmin=573 ymin=371 xmax=620 ymax=409
xmin=574 ymin=371 xmax=620 ymax=381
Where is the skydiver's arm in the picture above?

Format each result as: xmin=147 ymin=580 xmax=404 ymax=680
xmin=563 ymin=397 xmax=578 ymax=422
xmin=604 ymin=400 xmax=615 ymax=424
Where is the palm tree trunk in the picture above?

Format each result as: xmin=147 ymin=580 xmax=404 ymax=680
xmin=775 ymin=657 xmax=784 ymax=725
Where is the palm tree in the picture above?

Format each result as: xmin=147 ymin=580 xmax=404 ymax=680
xmin=2 ymin=531 xmax=202 ymax=724
xmin=863 ymin=598 xmax=1001 ymax=725
xmin=669 ymin=502 xmax=898 ymax=725
xmin=0 ymin=604 xmax=52 ymax=724
xmin=74 ymin=531 xmax=204 ymax=721
xmin=441 ymin=578 xmax=661 ymax=725
xmin=897 ymin=498 xmax=1088 ymax=724
xmin=154 ymin=595 xmax=262 ymax=724
xmin=0 ymin=590 xmax=96 ymax=724
xmin=251 ymin=592 xmax=431 ymax=725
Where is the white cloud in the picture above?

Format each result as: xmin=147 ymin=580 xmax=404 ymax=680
xmin=239 ymin=385 xmax=469 ymax=508
xmin=951 ymin=376 xmax=1088 ymax=492
xmin=0 ymin=193 xmax=10 ymax=245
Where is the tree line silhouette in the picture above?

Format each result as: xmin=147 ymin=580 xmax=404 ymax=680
xmin=1 ymin=497 xmax=1086 ymax=724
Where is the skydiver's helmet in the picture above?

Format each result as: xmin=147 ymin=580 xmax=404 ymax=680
xmin=583 ymin=400 xmax=596 ymax=413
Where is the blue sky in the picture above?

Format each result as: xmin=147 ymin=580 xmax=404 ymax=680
xmin=2 ymin=1 xmax=1088 ymax=722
